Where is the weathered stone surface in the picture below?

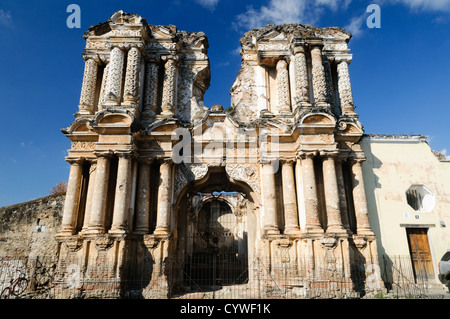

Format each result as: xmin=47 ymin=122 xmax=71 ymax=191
xmin=0 ymin=194 xmax=64 ymax=257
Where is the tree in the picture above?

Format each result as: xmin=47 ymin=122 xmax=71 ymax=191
xmin=50 ymin=181 xmax=68 ymax=195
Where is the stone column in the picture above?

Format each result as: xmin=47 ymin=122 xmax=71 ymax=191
xmin=335 ymin=157 xmax=351 ymax=231
xmin=336 ymin=57 xmax=356 ymax=116
xmin=134 ymin=159 xmax=152 ymax=234
xmin=322 ymin=154 xmax=346 ymax=233
xmin=123 ymin=46 xmax=142 ymax=106
xmin=276 ymin=59 xmax=291 ymax=113
xmin=282 ymin=160 xmax=300 ymax=234
xmin=81 ymin=159 xmax=97 ymax=232
xmin=310 ymin=43 xmax=329 ymax=107
xmin=79 ymin=56 xmax=99 ymax=114
xmin=293 ymin=45 xmax=311 ymax=107
xmin=98 ymin=63 xmax=110 ymax=109
xmin=104 ymin=46 xmax=125 ymax=105
xmin=143 ymin=58 xmax=160 ymax=118
xmin=261 ymin=162 xmax=279 ymax=235
xmin=295 ymin=157 xmax=306 ymax=230
xmin=351 ymin=158 xmax=373 ymax=235
xmin=59 ymin=158 xmax=84 ymax=236
xmin=86 ymin=152 xmax=111 ymax=234
xmin=161 ymin=56 xmax=178 ymax=117
xmin=110 ymin=152 xmax=134 ymax=234
xmin=300 ymin=153 xmax=322 ymax=232
xmin=154 ymin=161 xmax=173 ymax=236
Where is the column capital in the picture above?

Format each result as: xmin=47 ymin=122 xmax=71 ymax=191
xmin=297 ymin=151 xmax=318 ymax=159
xmin=349 ymin=156 xmax=366 ymax=164
xmin=115 ymin=150 xmax=137 ymax=159
xmin=319 ymin=150 xmax=339 ymax=158
xmin=307 ymin=40 xmax=324 ymax=49
xmin=281 ymin=158 xmax=296 ymax=165
xmin=161 ymin=54 xmax=180 ymax=64
xmin=81 ymin=53 xmax=102 ymax=64
xmin=65 ymin=157 xmax=85 ymax=165
xmin=334 ymin=54 xmax=352 ymax=64
xmin=94 ymin=150 xmax=115 ymax=158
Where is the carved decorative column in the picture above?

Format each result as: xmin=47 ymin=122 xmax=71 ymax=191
xmin=276 ymin=59 xmax=291 ymax=113
xmin=161 ymin=56 xmax=178 ymax=117
xmin=59 ymin=158 xmax=84 ymax=236
xmin=123 ymin=46 xmax=142 ymax=107
xmin=98 ymin=62 xmax=110 ymax=109
xmin=293 ymin=45 xmax=311 ymax=107
xmin=104 ymin=46 xmax=125 ymax=105
xmin=322 ymin=154 xmax=346 ymax=233
xmin=310 ymin=43 xmax=329 ymax=107
xmin=110 ymin=152 xmax=134 ymax=234
xmin=261 ymin=162 xmax=279 ymax=235
xmin=86 ymin=152 xmax=111 ymax=234
xmin=350 ymin=157 xmax=373 ymax=235
xmin=143 ymin=57 xmax=160 ymax=118
xmin=282 ymin=160 xmax=300 ymax=234
xmin=323 ymin=57 xmax=335 ymax=108
xmin=154 ymin=161 xmax=173 ymax=236
xmin=300 ymin=153 xmax=322 ymax=232
xmin=134 ymin=159 xmax=152 ymax=234
xmin=336 ymin=57 xmax=356 ymax=116
xmin=79 ymin=56 xmax=99 ymax=114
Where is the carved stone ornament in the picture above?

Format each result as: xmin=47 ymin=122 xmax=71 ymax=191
xmin=64 ymin=236 xmax=83 ymax=252
xmin=353 ymin=236 xmax=367 ymax=249
xmin=188 ymin=164 xmax=209 ymax=180
xmin=94 ymin=236 xmax=114 ymax=251
xmin=320 ymin=236 xmax=338 ymax=250
xmin=225 ymin=164 xmax=260 ymax=194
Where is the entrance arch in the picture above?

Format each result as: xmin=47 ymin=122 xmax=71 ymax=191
xmin=173 ymin=166 xmax=257 ymax=292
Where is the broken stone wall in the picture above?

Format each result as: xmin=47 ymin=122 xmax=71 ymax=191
xmin=0 ymin=194 xmax=64 ymax=258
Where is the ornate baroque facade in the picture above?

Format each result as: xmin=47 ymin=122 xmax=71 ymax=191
xmin=56 ymin=11 xmax=384 ymax=298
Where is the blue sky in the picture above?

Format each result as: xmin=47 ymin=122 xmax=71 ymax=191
xmin=0 ymin=0 xmax=449 ymax=206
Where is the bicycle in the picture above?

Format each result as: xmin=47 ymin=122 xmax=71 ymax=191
xmin=1 ymin=272 xmax=29 ymax=299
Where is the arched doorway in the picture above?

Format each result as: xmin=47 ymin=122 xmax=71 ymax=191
xmin=184 ymin=197 xmax=248 ymax=288
xmin=173 ymin=166 xmax=256 ymax=293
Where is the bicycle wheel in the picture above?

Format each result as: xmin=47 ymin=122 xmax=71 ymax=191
xmin=13 ymin=278 xmax=28 ymax=296
xmin=1 ymin=287 xmax=11 ymax=299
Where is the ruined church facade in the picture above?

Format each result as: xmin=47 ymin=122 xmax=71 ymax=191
xmin=56 ymin=11 xmax=383 ymax=298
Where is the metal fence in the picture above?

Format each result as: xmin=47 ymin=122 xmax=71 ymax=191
xmin=0 ymin=255 xmax=439 ymax=299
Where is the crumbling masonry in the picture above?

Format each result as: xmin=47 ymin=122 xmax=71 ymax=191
xmin=56 ymin=11 xmax=384 ymax=298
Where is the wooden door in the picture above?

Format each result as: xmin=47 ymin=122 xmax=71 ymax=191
xmin=406 ymin=228 xmax=434 ymax=280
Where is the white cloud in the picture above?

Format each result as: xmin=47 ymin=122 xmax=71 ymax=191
xmin=195 ymin=0 xmax=220 ymax=10
xmin=439 ymin=149 xmax=450 ymax=160
xmin=0 ymin=9 xmax=12 ymax=28
xmin=233 ymin=0 xmax=354 ymax=31
xmin=344 ymin=13 xmax=366 ymax=37
xmin=391 ymin=0 xmax=450 ymax=12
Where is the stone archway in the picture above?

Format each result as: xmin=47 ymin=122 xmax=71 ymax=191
xmin=172 ymin=166 xmax=257 ymax=294
xmin=185 ymin=198 xmax=248 ymax=287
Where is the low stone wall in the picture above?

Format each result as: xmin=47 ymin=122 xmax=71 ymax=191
xmin=0 ymin=194 xmax=64 ymax=258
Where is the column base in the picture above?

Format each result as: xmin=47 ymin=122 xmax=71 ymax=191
xmin=83 ymin=227 xmax=106 ymax=235
xmin=304 ymin=226 xmax=324 ymax=234
xmin=284 ymin=227 xmax=302 ymax=236
xmin=57 ymin=229 xmax=76 ymax=237
xmin=108 ymin=227 xmax=128 ymax=236
xmin=326 ymin=226 xmax=349 ymax=234
xmin=133 ymin=227 xmax=150 ymax=236
xmin=264 ymin=226 xmax=280 ymax=236
xmin=154 ymin=227 xmax=170 ymax=237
